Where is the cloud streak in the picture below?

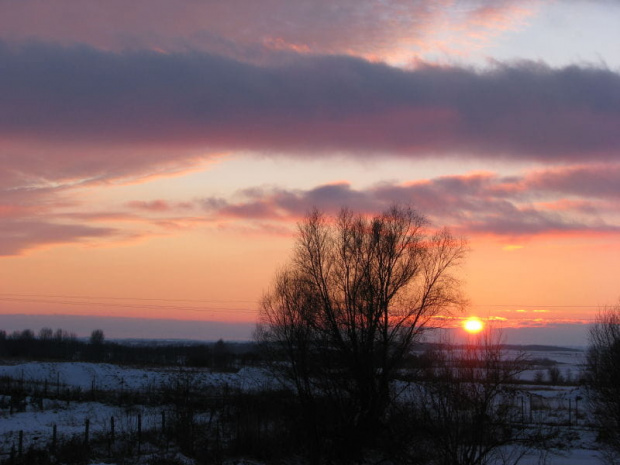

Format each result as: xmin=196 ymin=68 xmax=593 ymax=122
xmin=0 ymin=219 xmax=115 ymax=256
xmin=4 ymin=161 xmax=620 ymax=255
xmin=197 ymin=166 xmax=620 ymax=237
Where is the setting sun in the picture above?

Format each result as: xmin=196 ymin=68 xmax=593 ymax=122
xmin=463 ymin=317 xmax=484 ymax=334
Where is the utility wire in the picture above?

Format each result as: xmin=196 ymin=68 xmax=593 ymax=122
xmin=0 ymin=293 xmax=257 ymax=304
xmin=0 ymin=293 xmax=604 ymax=318
xmin=0 ymin=296 xmax=257 ymax=314
xmin=474 ymin=304 xmax=600 ymax=308
xmin=0 ymin=293 xmax=602 ymax=309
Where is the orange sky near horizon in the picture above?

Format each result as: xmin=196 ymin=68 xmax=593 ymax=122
xmin=2 ymin=223 xmax=617 ymax=330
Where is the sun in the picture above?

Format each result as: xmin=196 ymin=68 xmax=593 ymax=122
xmin=463 ymin=317 xmax=484 ymax=334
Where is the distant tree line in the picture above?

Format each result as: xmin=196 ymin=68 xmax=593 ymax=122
xmin=0 ymin=328 xmax=258 ymax=369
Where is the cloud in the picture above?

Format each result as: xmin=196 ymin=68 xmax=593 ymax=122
xmin=525 ymin=165 xmax=620 ymax=199
xmin=5 ymin=162 xmax=620 ymax=254
xmin=126 ymin=200 xmax=193 ymax=212
xmin=1 ymin=43 xmax=619 ymax=172
xmin=1 ymin=29 xmax=619 ymax=254
xmin=213 ymin=183 xmax=383 ymax=220
xmin=0 ymin=219 xmax=116 ymax=256
xmin=0 ymin=0 xmax=537 ymax=62
xmin=198 ymin=166 xmax=620 ymax=237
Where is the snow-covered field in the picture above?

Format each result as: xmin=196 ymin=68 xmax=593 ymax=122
xmin=0 ymin=361 xmax=276 ymax=392
xmin=0 ymin=346 xmax=606 ymax=464
xmin=494 ymin=348 xmax=601 ymax=465
xmin=0 ymin=361 xmax=279 ymax=462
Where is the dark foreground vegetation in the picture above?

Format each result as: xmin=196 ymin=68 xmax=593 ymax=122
xmin=0 ymin=325 xmax=587 ymax=465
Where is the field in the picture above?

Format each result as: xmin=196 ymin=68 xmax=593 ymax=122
xmin=0 ymin=345 xmax=604 ymax=464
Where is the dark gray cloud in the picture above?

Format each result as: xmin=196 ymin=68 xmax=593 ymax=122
xmin=1 ymin=43 xmax=619 ymax=168
xmin=525 ymin=165 xmax=620 ymax=199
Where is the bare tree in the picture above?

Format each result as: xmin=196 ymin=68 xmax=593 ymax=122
xmin=39 ymin=327 xmax=54 ymax=340
xmin=585 ymin=302 xmax=620 ymax=462
xmin=256 ymin=205 xmax=467 ymax=458
xmin=411 ymin=331 xmax=548 ymax=465
xmin=90 ymin=329 xmax=105 ymax=345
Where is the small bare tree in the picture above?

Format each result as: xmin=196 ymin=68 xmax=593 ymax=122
xmin=585 ymin=302 xmax=620 ymax=462
xmin=256 ymin=205 xmax=467 ymax=458
xmin=90 ymin=329 xmax=105 ymax=345
xmin=411 ymin=331 xmax=547 ymax=465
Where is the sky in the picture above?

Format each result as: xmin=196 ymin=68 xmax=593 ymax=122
xmin=1 ymin=0 xmax=619 ymax=345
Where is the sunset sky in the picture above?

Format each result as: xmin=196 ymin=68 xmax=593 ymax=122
xmin=1 ymin=0 xmax=619 ymax=344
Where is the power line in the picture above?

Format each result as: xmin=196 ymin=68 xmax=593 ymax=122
xmin=0 ymin=292 xmax=605 ymax=318
xmin=0 ymin=293 xmax=604 ymax=310
xmin=474 ymin=304 xmax=600 ymax=308
xmin=0 ymin=296 xmax=257 ymax=314
xmin=0 ymin=293 xmax=602 ymax=309
xmin=0 ymin=293 xmax=257 ymax=304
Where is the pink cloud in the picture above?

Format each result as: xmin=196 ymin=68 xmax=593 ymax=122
xmin=127 ymin=200 xmax=174 ymax=212
xmin=196 ymin=165 xmax=620 ymax=238
xmin=0 ymin=219 xmax=116 ymax=256
xmin=524 ymin=164 xmax=620 ymax=199
xmin=4 ymin=161 xmax=620 ymax=255
xmin=0 ymin=0 xmax=534 ymax=62
xmin=533 ymin=199 xmax=599 ymax=213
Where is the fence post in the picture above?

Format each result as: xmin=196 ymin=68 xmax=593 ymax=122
xmin=137 ymin=413 xmax=142 ymax=455
xmin=161 ymin=410 xmax=168 ymax=452
xmin=575 ymin=396 xmax=582 ymax=425
xmin=52 ymin=423 xmax=57 ymax=453
xmin=84 ymin=418 xmax=90 ymax=445
xmin=107 ymin=416 xmax=115 ymax=456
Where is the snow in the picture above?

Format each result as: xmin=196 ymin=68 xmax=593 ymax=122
xmin=0 ymin=401 xmax=122 ymax=450
xmin=0 ymin=361 xmax=278 ymax=460
xmin=0 ymin=347 xmax=607 ymax=464
xmin=520 ymin=448 xmax=601 ymax=464
xmin=0 ymin=361 xmax=276 ymax=391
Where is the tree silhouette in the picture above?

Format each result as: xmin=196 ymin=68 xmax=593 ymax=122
xmin=585 ymin=302 xmax=620 ymax=461
xmin=90 ymin=329 xmax=105 ymax=345
xmin=256 ymin=205 xmax=467 ymax=459
xmin=412 ymin=331 xmax=546 ymax=465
